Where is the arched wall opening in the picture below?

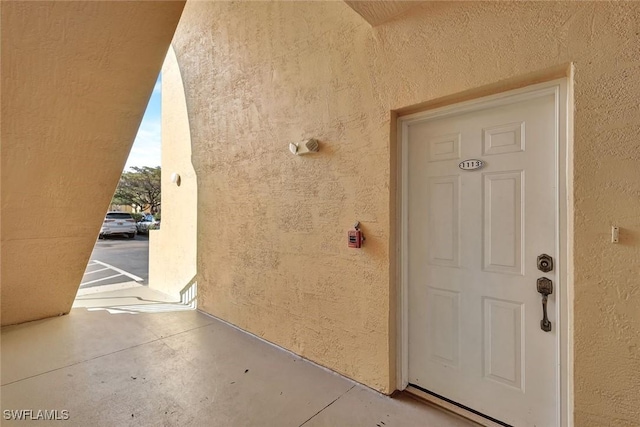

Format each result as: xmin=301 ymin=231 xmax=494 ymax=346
xmin=148 ymin=45 xmax=198 ymax=304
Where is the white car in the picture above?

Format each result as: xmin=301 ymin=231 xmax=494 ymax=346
xmin=136 ymin=213 xmax=160 ymax=234
xmin=99 ymin=212 xmax=137 ymax=239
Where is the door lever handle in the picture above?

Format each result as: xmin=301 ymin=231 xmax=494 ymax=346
xmin=537 ymin=277 xmax=553 ymax=332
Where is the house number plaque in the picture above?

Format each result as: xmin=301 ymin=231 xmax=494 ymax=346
xmin=458 ymin=159 xmax=484 ymax=171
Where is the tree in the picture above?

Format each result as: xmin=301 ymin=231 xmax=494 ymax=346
xmin=112 ymin=166 xmax=161 ymax=214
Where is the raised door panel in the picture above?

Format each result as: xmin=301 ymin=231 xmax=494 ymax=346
xmin=483 ymin=298 xmax=525 ymax=391
xmin=428 ymin=176 xmax=460 ymax=267
xmin=483 ymin=171 xmax=524 ymax=275
xmin=429 ymin=132 xmax=461 ymax=162
xmin=427 ymin=287 xmax=460 ymax=369
xmin=483 ymin=121 xmax=525 ymax=156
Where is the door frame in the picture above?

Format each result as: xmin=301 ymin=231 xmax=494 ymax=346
xmin=395 ymin=78 xmax=572 ymax=426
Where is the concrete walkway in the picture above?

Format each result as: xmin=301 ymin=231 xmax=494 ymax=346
xmin=1 ymin=286 xmax=477 ymax=426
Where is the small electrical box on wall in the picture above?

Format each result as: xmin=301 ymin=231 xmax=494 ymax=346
xmin=348 ymin=221 xmax=365 ymax=248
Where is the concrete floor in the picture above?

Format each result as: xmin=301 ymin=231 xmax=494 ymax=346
xmin=1 ymin=286 xmax=477 ymax=426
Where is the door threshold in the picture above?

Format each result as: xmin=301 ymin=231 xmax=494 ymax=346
xmin=405 ymin=385 xmax=511 ymax=427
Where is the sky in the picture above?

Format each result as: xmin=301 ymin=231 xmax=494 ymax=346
xmin=124 ymin=74 xmax=162 ymax=170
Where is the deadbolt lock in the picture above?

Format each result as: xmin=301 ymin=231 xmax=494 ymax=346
xmin=537 ymin=254 xmax=553 ymax=273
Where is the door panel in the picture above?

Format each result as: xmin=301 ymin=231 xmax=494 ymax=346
xmin=426 ymin=287 xmax=461 ymax=368
xmin=407 ymin=92 xmax=558 ymax=426
xmin=428 ymin=176 xmax=460 ymax=267
xmin=483 ymin=171 xmax=523 ymax=275
xmin=482 ymin=297 xmax=524 ymax=390
xmin=429 ymin=132 xmax=461 ymax=162
xmin=483 ymin=121 xmax=525 ymax=155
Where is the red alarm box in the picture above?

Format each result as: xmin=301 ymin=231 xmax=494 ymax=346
xmin=348 ymin=230 xmax=363 ymax=248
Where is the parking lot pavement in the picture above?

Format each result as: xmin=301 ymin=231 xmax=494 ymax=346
xmin=79 ymin=235 xmax=149 ymax=288
xmin=80 ymin=260 xmax=144 ymax=288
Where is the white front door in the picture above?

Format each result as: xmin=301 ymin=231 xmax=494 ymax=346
xmin=406 ymin=88 xmax=560 ymax=426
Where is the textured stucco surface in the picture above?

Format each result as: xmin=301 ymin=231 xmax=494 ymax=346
xmin=149 ymin=46 xmax=198 ymax=299
xmin=172 ymin=1 xmax=640 ymax=423
xmin=1 ymin=1 xmax=185 ymax=325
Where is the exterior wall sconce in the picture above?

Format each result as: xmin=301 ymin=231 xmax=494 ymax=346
xmin=170 ymin=172 xmax=181 ymax=186
xmin=289 ymin=138 xmax=319 ymax=156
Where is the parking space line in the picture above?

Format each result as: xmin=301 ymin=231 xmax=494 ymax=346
xmin=92 ymin=260 xmax=144 ymax=282
xmin=83 ymin=267 xmax=110 ymax=276
xmin=81 ymin=274 xmax=123 ymax=286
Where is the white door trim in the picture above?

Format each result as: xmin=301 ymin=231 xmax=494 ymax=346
xmin=396 ymin=78 xmax=572 ymax=426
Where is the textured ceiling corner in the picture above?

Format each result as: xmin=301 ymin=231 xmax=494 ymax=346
xmin=344 ymin=1 xmax=419 ymax=26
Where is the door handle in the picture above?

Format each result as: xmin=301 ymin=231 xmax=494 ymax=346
xmin=537 ymin=277 xmax=553 ymax=332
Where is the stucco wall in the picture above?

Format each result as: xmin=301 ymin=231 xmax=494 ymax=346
xmin=1 ymin=1 xmax=185 ymax=325
xmin=149 ymin=46 xmax=198 ymax=299
xmin=172 ymin=2 xmax=640 ymax=424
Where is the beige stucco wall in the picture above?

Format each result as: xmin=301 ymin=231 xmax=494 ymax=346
xmin=149 ymin=46 xmax=197 ymax=299
xmin=172 ymin=2 xmax=640 ymax=424
xmin=1 ymin=1 xmax=185 ymax=325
